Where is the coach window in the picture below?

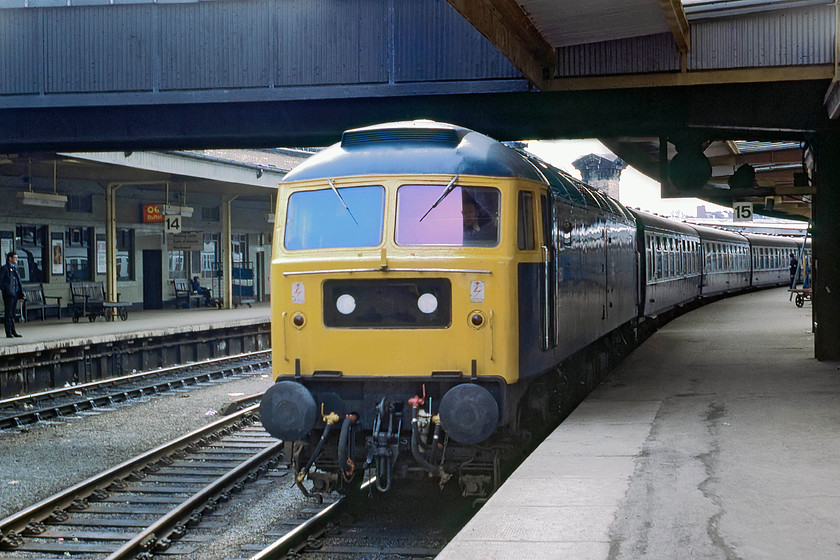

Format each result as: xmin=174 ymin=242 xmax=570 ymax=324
xmin=65 ymin=226 xmax=93 ymax=281
xmin=646 ymin=235 xmax=653 ymax=281
xmin=705 ymin=243 xmax=712 ymax=272
xmin=654 ymin=236 xmax=662 ymax=279
xmin=517 ymin=191 xmax=535 ymax=251
xmin=692 ymin=241 xmax=698 ymax=274
xmin=14 ymin=225 xmax=47 ymax=283
xmin=669 ymin=237 xmax=676 ymax=278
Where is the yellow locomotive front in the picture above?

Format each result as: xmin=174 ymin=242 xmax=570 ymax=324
xmin=260 ymin=121 xmax=545 ymax=496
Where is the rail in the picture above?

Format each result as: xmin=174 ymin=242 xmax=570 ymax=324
xmin=0 ymin=350 xmax=271 ymax=430
xmin=0 ymin=401 xmax=285 ymax=558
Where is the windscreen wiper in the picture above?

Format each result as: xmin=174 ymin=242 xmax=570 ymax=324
xmin=327 ymin=178 xmax=359 ymax=225
xmin=418 ymin=175 xmax=459 ymax=222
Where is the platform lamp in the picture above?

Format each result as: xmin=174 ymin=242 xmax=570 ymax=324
xmin=266 ymin=192 xmax=275 ymax=223
xmin=163 ymin=181 xmax=194 ymax=218
xmin=17 ymin=159 xmax=68 ymax=208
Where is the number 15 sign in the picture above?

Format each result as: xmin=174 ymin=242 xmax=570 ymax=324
xmin=733 ymin=201 xmax=753 ymax=222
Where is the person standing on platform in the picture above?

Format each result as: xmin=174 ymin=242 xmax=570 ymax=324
xmin=789 ymin=252 xmax=799 ymax=289
xmin=0 ymin=251 xmax=25 ymax=338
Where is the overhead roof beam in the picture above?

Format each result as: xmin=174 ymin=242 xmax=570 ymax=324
xmin=658 ymin=0 xmax=691 ymax=53
xmin=446 ymin=0 xmax=555 ymax=88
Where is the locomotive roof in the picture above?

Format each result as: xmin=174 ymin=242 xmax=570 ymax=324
xmin=283 ymin=120 xmax=545 ymax=183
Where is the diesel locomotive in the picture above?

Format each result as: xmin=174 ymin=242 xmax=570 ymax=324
xmin=259 ymin=120 xmax=805 ymax=497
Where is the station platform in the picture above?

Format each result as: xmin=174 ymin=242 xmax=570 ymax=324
xmin=437 ymin=287 xmax=838 ymax=560
xmin=0 ymin=302 xmax=271 ymax=398
xmin=0 ymin=303 xmax=270 ymax=356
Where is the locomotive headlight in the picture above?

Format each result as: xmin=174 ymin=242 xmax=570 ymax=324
xmin=417 ymin=293 xmax=438 ymax=314
xmin=469 ymin=311 xmax=486 ymax=329
xmin=336 ymin=294 xmax=356 ymax=315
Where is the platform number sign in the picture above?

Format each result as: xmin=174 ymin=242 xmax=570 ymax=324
xmin=165 ymin=216 xmax=182 ymax=234
xmin=733 ymin=201 xmax=753 ymax=222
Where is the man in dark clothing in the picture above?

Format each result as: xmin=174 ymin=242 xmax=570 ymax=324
xmin=789 ymin=252 xmax=799 ymax=289
xmin=191 ymin=275 xmax=214 ymax=306
xmin=0 ymin=251 xmax=25 ymax=338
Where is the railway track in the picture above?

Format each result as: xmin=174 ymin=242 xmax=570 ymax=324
xmin=0 ymin=402 xmax=287 ymax=560
xmin=232 ymin=481 xmax=471 ymax=560
xmin=0 ymin=350 xmax=271 ymax=431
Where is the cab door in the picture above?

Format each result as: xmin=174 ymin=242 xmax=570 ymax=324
xmin=539 ymin=194 xmax=556 ymax=351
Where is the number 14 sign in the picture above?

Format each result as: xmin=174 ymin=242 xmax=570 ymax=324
xmin=165 ymin=216 xmax=182 ymax=233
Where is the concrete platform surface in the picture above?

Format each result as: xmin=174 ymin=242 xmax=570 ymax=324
xmin=0 ymin=302 xmax=270 ymax=356
xmin=437 ymin=287 xmax=839 ymax=560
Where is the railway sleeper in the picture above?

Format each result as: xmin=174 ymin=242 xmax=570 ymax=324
xmin=0 ymin=531 xmax=24 ymax=549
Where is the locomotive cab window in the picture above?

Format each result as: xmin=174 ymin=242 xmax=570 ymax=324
xmin=284 ymin=185 xmax=385 ymax=250
xmin=396 ymin=185 xmax=500 ymax=247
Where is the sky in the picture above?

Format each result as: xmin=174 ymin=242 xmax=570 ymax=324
xmin=525 ymin=139 xmax=731 ymax=217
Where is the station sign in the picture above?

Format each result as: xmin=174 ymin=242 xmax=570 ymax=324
xmin=169 ymin=231 xmax=204 ymax=251
xmin=142 ymin=204 xmax=165 ymax=223
xmin=733 ymin=201 xmax=754 ymax=222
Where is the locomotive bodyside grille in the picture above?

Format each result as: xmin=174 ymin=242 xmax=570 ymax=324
xmin=341 ymin=128 xmax=461 ymax=147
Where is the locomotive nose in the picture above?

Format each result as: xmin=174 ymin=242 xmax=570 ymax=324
xmin=260 ymin=380 xmax=318 ymax=441
xmin=439 ymin=384 xmax=499 ymax=445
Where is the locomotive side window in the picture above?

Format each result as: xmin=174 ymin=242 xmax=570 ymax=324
xmin=396 ymin=185 xmax=500 ymax=247
xmin=284 ymin=185 xmax=385 ymax=250
xmin=517 ymin=191 xmax=535 ymax=250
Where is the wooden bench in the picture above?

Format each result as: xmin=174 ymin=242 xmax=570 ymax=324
xmin=69 ymin=281 xmax=130 ymax=322
xmin=22 ymin=283 xmax=62 ymax=321
xmin=173 ymin=278 xmax=203 ymax=308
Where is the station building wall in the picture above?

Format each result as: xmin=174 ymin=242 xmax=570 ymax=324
xmin=0 ymin=176 xmax=273 ymax=311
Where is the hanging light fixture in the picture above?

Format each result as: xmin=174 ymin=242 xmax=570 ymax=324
xmin=18 ymin=159 xmax=68 ymax=208
xmin=163 ymin=181 xmax=194 ymax=218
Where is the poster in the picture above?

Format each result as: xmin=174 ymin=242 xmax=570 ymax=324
xmin=51 ymin=237 xmax=64 ymax=276
xmin=97 ymin=240 xmax=107 ymax=274
xmin=0 ymin=238 xmax=11 ymax=262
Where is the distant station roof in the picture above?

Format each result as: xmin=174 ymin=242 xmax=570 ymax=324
xmin=0 ymin=149 xmax=311 ymax=203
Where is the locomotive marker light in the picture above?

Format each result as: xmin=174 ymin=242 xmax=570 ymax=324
xmin=292 ymin=313 xmax=306 ymax=328
xmin=439 ymin=384 xmax=500 ymax=445
xmin=260 ymin=381 xmax=318 ymax=442
xmin=469 ymin=311 xmax=486 ymax=328
xmin=417 ymin=293 xmax=438 ymax=314
xmin=336 ymin=294 xmax=356 ymax=315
